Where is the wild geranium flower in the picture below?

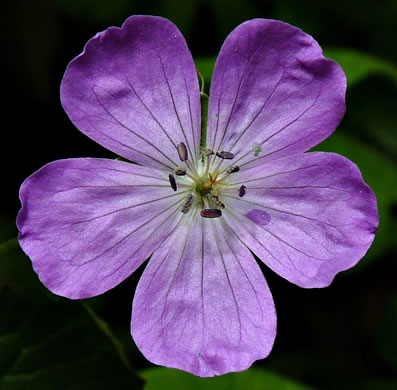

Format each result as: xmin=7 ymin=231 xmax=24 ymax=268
xmin=17 ymin=16 xmax=378 ymax=377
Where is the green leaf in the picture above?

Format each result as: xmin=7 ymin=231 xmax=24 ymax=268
xmin=0 ymin=238 xmax=42 ymax=292
xmin=141 ymin=367 xmax=315 ymax=390
xmin=0 ymin=234 xmax=144 ymax=389
xmin=324 ymin=48 xmax=397 ymax=86
xmin=155 ymin=0 xmax=200 ymax=36
xmin=375 ymin=292 xmax=397 ymax=372
xmin=209 ymin=0 xmax=256 ymax=39
xmin=55 ymin=0 xmax=132 ymax=24
xmin=0 ymin=292 xmax=144 ymax=390
xmin=81 ymin=302 xmax=131 ymax=369
xmin=0 ymin=214 xmax=18 ymax=243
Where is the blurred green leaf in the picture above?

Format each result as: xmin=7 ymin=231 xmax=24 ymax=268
xmin=0 ymin=238 xmax=144 ymax=390
xmin=0 ymin=214 xmax=18 ymax=243
xmin=363 ymin=378 xmax=397 ymax=390
xmin=209 ymin=0 xmax=256 ymax=40
xmin=343 ymin=75 xmax=397 ymax=165
xmin=0 ymin=238 xmax=41 ymax=292
xmin=55 ymin=0 xmax=133 ymax=24
xmin=156 ymin=0 xmax=199 ymax=36
xmin=324 ymin=48 xmax=397 ymax=86
xmin=141 ymin=366 xmax=315 ymax=390
xmin=0 ymin=295 xmax=144 ymax=390
xmin=375 ymin=293 xmax=397 ymax=371
xmin=82 ymin=302 xmax=131 ymax=369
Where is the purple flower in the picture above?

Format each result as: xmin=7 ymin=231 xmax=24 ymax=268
xmin=17 ymin=16 xmax=378 ymax=377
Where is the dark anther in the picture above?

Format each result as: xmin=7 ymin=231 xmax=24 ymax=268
xmin=181 ymin=194 xmax=194 ymax=214
xmin=177 ymin=142 xmax=188 ymax=161
xmin=216 ymin=150 xmax=234 ymax=159
xmin=175 ymin=166 xmax=187 ymax=176
xmin=226 ymin=166 xmax=240 ymax=174
xmin=239 ymin=185 xmax=246 ymax=197
xmin=169 ymin=174 xmax=177 ymax=191
xmin=200 ymin=208 xmax=222 ymax=218
xmin=201 ymin=148 xmax=214 ymax=157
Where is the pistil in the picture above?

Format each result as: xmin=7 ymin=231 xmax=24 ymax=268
xmin=169 ymin=142 xmax=243 ymax=218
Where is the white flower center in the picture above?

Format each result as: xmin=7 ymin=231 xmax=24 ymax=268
xmin=168 ymin=142 xmax=244 ymax=218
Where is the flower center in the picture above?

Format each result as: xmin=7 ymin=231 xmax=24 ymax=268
xmin=194 ymin=176 xmax=212 ymax=197
xmin=169 ymin=142 xmax=245 ymax=218
xmin=194 ymin=172 xmax=223 ymax=197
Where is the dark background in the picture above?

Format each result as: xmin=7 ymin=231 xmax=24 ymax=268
xmin=1 ymin=0 xmax=396 ymax=389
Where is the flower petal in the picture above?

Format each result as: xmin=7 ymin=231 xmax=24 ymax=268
xmin=223 ymin=152 xmax=378 ymax=288
xmin=131 ymin=209 xmax=276 ymax=377
xmin=61 ymin=16 xmax=201 ymax=170
xmin=207 ymin=19 xmax=346 ymax=168
xmin=17 ymin=158 xmax=186 ymax=298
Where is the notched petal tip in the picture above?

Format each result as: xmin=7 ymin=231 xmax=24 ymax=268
xmin=131 ymin=211 xmax=277 ymax=376
xmin=60 ymin=15 xmax=201 ymax=170
xmin=207 ymin=18 xmax=347 ymax=164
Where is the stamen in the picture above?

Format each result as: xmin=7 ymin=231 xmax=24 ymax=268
xmin=185 ymin=159 xmax=198 ymax=178
xmin=177 ymin=142 xmax=188 ymax=161
xmin=201 ymin=148 xmax=214 ymax=157
xmin=209 ymin=193 xmax=225 ymax=209
xmin=169 ymin=174 xmax=177 ymax=191
xmin=226 ymin=166 xmax=240 ymax=174
xmin=181 ymin=194 xmax=195 ymax=214
xmin=239 ymin=185 xmax=246 ymax=197
xmin=216 ymin=150 xmax=234 ymax=160
xmin=175 ymin=166 xmax=187 ymax=176
xmin=200 ymin=208 xmax=222 ymax=218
